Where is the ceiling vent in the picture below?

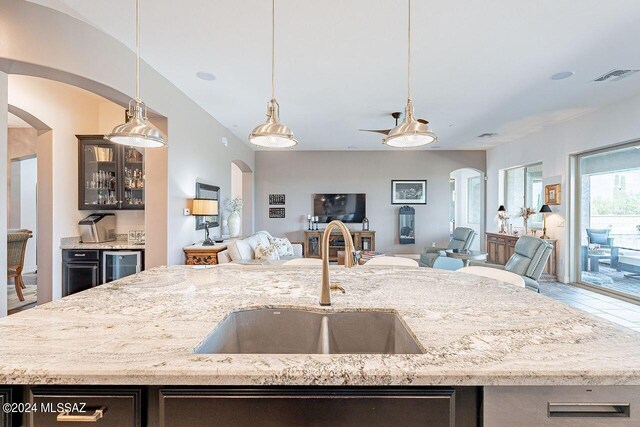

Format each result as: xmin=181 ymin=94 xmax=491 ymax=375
xmin=593 ymin=69 xmax=639 ymax=82
xmin=477 ymin=132 xmax=498 ymax=138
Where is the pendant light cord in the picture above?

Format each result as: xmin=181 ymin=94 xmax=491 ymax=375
xmin=271 ymin=0 xmax=276 ymax=100
xmin=135 ymin=0 xmax=141 ymax=102
xmin=407 ymin=0 xmax=412 ymax=102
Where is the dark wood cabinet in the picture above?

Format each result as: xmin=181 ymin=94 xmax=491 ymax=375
xmin=78 ymin=135 xmax=145 ymax=211
xmin=29 ymin=387 xmax=142 ymax=427
xmin=304 ymin=231 xmax=376 ymax=261
xmin=62 ymin=250 xmax=100 ymax=297
xmin=7 ymin=386 xmax=478 ymax=427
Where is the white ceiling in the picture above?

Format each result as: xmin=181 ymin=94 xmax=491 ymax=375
xmin=30 ymin=0 xmax=640 ymax=150
xmin=7 ymin=112 xmax=32 ymax=128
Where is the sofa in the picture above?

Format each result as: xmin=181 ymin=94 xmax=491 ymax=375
xmin=419 ymin=227 xmax=477 ymax=270
xmin=217 ymin=231 xmax=303 ymax=264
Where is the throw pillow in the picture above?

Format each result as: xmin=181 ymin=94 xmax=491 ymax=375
xmin=254 ymin=242 xmax=280 ymax=260
xmin=271 ymin=237 xmax=294 ymax=257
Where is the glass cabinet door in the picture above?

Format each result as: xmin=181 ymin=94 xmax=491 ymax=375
xmin=122 ymin=147 xmax=145 ymax=209
xmin=81 ymin=143 xmax=119 ymax=209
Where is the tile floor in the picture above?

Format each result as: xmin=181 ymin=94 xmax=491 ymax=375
xmin=540 ymin=282 xmax=640 ymax=332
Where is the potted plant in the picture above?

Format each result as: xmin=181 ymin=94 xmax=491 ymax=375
xmin=225 ymin=197 xmax=243 ymax=238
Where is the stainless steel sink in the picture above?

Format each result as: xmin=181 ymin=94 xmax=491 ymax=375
xmin=195 ymin=308 xmax=423 ymax=354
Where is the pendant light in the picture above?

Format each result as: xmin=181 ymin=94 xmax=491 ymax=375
xmin=105 ymin=0 xmax=166 ymax=148
xmin=383 ymin=0 xmax=437 ymax=148
xmin=249 ymin=0 xmax=298 ymax=148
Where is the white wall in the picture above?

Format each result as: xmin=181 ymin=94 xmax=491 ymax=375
xmin=255 ymin=151 xmax=486 ymax=254
xmin=19 ymin=157 xmax=37 ymax=273
xmin=0 ymin=1 xmax=255 ymax=279
xmin=486 ymin=91 xmax=640 ymax=283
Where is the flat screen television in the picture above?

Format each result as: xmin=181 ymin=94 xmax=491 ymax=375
xmin=313 ymin=193 xmax=366 ymax=223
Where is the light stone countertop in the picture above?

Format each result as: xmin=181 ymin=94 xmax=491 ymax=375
xmin=60 ymin=236 xmax=145 ymax=250
xmin=1 ymin=264 xmax=640 ymax=386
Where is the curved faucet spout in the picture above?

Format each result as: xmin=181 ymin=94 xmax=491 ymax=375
xmin=320 ymin=220 xmax=355 ymax=306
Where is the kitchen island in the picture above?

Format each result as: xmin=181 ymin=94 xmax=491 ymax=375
xmin=1 ymin=265 xmax=640 ymax=425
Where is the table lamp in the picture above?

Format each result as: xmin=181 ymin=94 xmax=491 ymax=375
xmin=539 ymin=204 xmax=552 ymax=239
xmin=191 ymin=199 xmax=219 ymax=246
xmin=498 ymin=205 xmax=507 ymax=234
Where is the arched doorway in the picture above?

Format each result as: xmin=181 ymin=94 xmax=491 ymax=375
xmin=449 ymin=168 xmax=485 ymax=251
xmin=6 ymin=105 xmax=52 ymax=314
xmin=231 ymin=160 xmax=254 ymax=236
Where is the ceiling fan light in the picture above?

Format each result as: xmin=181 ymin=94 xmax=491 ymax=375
xmin=105 ymin=100 xmax=166 ymax=148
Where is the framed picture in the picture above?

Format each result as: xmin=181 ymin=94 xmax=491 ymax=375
xmin=195 ymin=182 xmax=220 ymax=230
xmin=545 ymin=184 xmax=561 ymax=205
xmin=269 ymin=207 xmax=286 ymax=218
xmin=269 ymin=194 xmax=285 ymax=205
xmin=391 ymin=180 xmax=427 ymax=205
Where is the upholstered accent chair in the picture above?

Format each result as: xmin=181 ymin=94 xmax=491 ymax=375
xmin=419 ymin=227 xmax=477 ymax=270
xmin=586 ymin=228 xmax=614 ymax=248
xmin=472 ymin=236 xmax=552 ymax=292
xmin=7 ymin=229 xmax=33 ymax=301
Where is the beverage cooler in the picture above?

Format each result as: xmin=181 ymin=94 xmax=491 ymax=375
xmin=102 ymin=251 xmax=142 ymax=283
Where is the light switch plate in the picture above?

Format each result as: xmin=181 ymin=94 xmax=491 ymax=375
xmin=183 ymin=208 xmax=191 ymax=216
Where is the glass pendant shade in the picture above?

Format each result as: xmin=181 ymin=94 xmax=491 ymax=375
xmin=384 ymin=100 xmax=437 ymax=148
xmin=249 ymin=99 xmax=297 ymax=148
xmin=105 ymin=100 xmax=166 ymax=148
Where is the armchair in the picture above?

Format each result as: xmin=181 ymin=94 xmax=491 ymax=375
xmin=419 ymin=227 xmax=476 ymax=270
xmin=471 ymin=236 xmax=552 ymax=292
xmin=586 ymin=228 xmax=614 ymax=248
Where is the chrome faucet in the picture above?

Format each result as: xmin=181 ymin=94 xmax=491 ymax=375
xmin=320 ymin=220 xmax=355 ymax=306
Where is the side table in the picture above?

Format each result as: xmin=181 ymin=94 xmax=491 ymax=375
xmin=183 ymin=243 xmax=228 ymax=265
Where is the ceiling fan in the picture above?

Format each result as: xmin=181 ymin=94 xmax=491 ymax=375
xmin=359 ymin=112 xmax=430 ymax=135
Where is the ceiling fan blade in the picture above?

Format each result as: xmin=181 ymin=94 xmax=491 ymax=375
xmin=358 ymin=128 xmax=391 ymax=135
xmin=417 ymin=119 xmax=429 ymax=124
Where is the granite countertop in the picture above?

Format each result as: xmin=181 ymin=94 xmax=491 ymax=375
xmin=60 ymin=236 xmax=145 ymax=250
xmin=1 ymin=265 xmax=640 ymax=386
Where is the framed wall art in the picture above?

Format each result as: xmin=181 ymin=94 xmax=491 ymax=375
xmin=269 ymin=207 xmax=286 ymax=218
xmin=545 ymin=184 xmax=561 ymax=205
xmin=269 ymin=194 xmax=285 ymax=205
xmin=195 ymin=182 xmax=220 ymax=230
xmin=391 ymin=180 xmax=427 ymax=205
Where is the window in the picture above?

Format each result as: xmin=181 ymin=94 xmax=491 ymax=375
xmin=503 ymin=162 xmax=543 ymax=228
xmin=467 ymin=176 xmax=481 ymax=224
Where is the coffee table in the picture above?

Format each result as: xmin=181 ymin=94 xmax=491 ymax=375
xmin=445 ymin=249 xmax=488 ymax=267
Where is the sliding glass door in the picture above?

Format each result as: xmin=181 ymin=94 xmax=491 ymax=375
xmin=577 ymin=142 xmax=640 ymax=300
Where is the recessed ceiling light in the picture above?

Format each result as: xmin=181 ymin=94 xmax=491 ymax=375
xmin=551 ymin=71 xmax=574 ymax=80
xmin=478 ymin=132 xmax=498 ymax=138
xmin=196 ymin=71 xmax=216 ymax=81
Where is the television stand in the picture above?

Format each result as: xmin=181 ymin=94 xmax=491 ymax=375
xmin=303 ymin=230 xmax=375 ymax=261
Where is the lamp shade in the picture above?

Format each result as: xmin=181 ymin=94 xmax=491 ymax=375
xmin=539 ymin=204 xmax=552 ymax=213
xmin=191 ymin=199 xmax=219 ymax=216
xmin=498 ymin=205 xmax=506 ymax=212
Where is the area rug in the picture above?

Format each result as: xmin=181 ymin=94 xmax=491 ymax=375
xmin=7 ymin=273 xmax=37 ymax=312
xmin=580 ymin=271 xmax=614 ymax=285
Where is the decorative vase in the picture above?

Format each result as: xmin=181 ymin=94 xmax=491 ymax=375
xmin=228 ymin=211 xmax=241 ymax=238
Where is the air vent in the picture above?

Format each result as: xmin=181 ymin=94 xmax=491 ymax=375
xmin=593 ymin=69 xmax=639 ymax=82
xmin=477 ymin=133 xmax=498 ymax=138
